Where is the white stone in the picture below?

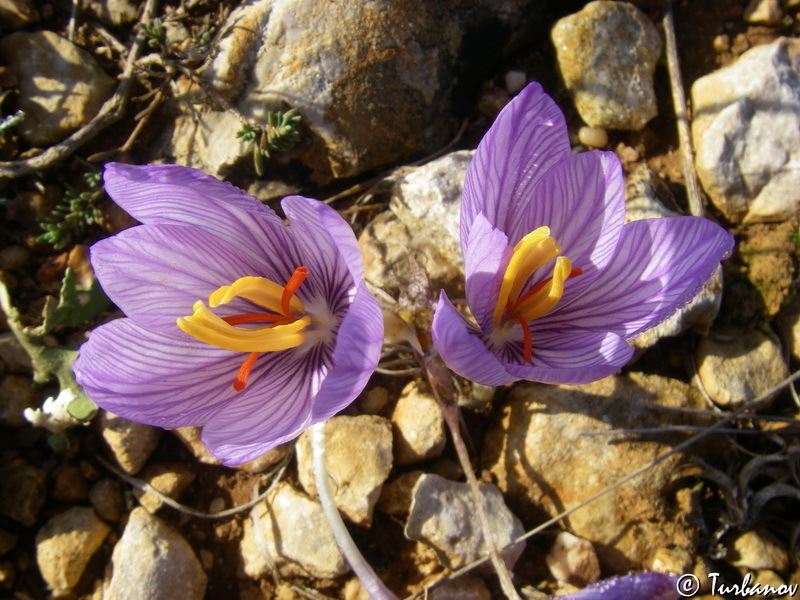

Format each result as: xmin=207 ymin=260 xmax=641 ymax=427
xmin=744 ymin=0 xmax=783 ymax=24
xmin=98 ymin=411 xmax=162 ymax=475
xmin=36 ymin=507 xmax=111 ymax=596
xmin=546 ymin=531 xmax=601 ymax=586
xmin=697 ymin=327 xmax=790 ymax=408
xmin=104 ymin=508 xmax=206 ymax=600
xmin=0 ymin=31 xmax=115 ymax=146
xmin=405 ymin=474 xmax=525 ymax=571
xmin=504 ymin=70 xmax=527 ymax=94
xmin=552 ymin=1 xmax=662 ymax=130
xmin=692 ymin=38 xmax=800 ymax=223
xmin=240 ymin=482 xmax=348 ymax=579
xmin=296 ymin=415 xmax=393 ymax=526
xmin=577 ymin=126 xmax=608 ymax=148
xmin=391 ymin=381 xmax=446 ymax=465
xmin=359 ymin=151 xmax=471 ymax=297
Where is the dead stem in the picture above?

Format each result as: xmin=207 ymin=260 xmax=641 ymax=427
xmin=662 ymin=0 xmax=704 ymax=217
xmin=96 ymin=452 xmax=289 ymax=519
xmin=419 ymin=350 xmax=522 ymax=600
xmin=0 ymin=0 xmax=160 ymax=179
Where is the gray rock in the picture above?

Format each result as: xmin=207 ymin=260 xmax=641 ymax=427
xmin=359 ymin=151 xmax=471 ymax=297
xmin=696 ymin=326 xmax=790 ymax=408
xmin=98 ymin=411 xmax=162 ymax=475
xmin=104 ymin=508 xmax=206 ymax=600
xmin=0 ymin=0 xmax=41 ymax=29
xmin=164 ymin=0 xmax=464 ymax=181
xmin=0 ymin=31 xmax=115 ymax=146
xmin=624 ymin=166 xmax=725 ymax=350
xmin=692 ymin=38 xmax=800 ymax=223
xmin=0 ymin=458 xmax=47 ymax=526
xmin=552 ymin=1 xmax=662 ymax=130
xmin=36 ymin=507 xmax=111 ymax=596
xmin=405 ymin=473 xmax=525 ymax=571
xmin=240 ymin=482 xmax=348 ymax=579
xmin=296 ymin=415 xmax=393 ymax=526
xmin=391 ymin=381 xmax=446 ymax=465
xmin=483 ymin=373 xmax=705 ymax=573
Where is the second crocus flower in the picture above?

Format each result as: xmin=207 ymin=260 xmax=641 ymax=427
xmin=432 ymin=83 xmax=734 ymax=386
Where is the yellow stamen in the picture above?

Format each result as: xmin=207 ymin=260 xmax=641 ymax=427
xmin=177 ymin=301 xmax=310 ymax=352
xmin=493 ymin=228 xmax=581 ymax=363
xmin=493 ymin=226 xmax=560 ymax=326
xmin=177 ymin=269 xmax=311 ymax=391
xmin=208 ymin=276 xmax=304 ymax=315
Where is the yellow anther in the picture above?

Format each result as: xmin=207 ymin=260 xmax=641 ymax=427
xmin=208 ymin=276 xmax=304 ymax=315
xmin=493 ymin=226 xmax=560 ymax=326
xmin=513 ymin=256 xmax=572 ymax=322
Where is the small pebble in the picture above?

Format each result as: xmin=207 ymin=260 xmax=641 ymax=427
xmin=616 ymin=144 xmax=640 ymax=164
xmin=504 ymin=70 xmax=527 ymax=94
xmin=578 ymin=126 xmax=608 ymax=148
xmin=208 ymin=498 xmax=226 ymax=514
xmin=713 ymin=34 xmax=731 ymax=53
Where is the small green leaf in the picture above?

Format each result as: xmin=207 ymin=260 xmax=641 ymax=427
xmin=66 ymin=393 xmax=98 ymax=421
xmin=47 ymin=433 xmax=71 ymax=452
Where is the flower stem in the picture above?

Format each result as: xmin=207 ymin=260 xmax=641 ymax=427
xmin=310 ymin=422 xmax=398 ymax=600
xmin=419 ymin=352 xmax=522 ymax=600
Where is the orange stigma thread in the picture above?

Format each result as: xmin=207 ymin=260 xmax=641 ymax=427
xmin=177 ymin=266 xmax=310 ymax=392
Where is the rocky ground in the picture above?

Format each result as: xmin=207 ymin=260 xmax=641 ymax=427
xmin=0 ymin=0 xmax=799 ymax=599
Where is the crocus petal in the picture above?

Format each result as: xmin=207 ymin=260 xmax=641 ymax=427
xmin=463 ymin=213 xmax=512 ymax=332
xmin=312 ymin=282 xmax=383 ymax=421
xmin=559 ymin=572 xmax=679 ymax=600
xmin=282 ymin=195 xmax=366 ymax=285
xmin=73 ymin=318 xmax=238 ymax=428
xmin=431 ymin=292 xmax=518 ymax=386
xmin=544 ymin=216 xmax=735 ymax=339
xmin=199 ymin=347 xmax=321 ymax=464
xmin=91 ymin=223 xmax=269 ymax=330
xmin=103 ymin=163 xmax=306 ymax=266
xmin=518 ymin=151 xmax=625 ymax=278
xmin=461 ymin=82 xmax=571 ymax=251
xmin=504 ymin=330 xmax=634 ymax=385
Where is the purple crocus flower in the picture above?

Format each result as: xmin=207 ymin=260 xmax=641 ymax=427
xmin=558 ymin=572 xmax=680 ymax=600
xmin=73 ymin=163 xmax=383 ymax=465
xmin=432 ymin=83 xmax=734 ymax=385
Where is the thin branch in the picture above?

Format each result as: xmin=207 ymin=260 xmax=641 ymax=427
xmin=419 ymin=351 xmax=521 ymax=600
xmin=96 ymin=453 xmax=289 ymax=519
xmin=0 ymin=0 xmax=160 ymax=179
xmin=663 ymin=0 xmax=704 ymax=217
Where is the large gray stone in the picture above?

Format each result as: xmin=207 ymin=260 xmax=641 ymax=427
xmin=104 ymin=508 xmax=207 ymax=600
xmin=692 ymin=38 xmax=800 ymax=223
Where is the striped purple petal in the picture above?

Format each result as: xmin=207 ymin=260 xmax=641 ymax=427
xmin=76 ymin=163 xmax=383 ymax=465
xmin=461 ymin=82 xmax=571 ymax=250
xmin=432 ymin=82 xmax=734 ymax=387
xmin=558 ymin=572 xmax=679 ymax=600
